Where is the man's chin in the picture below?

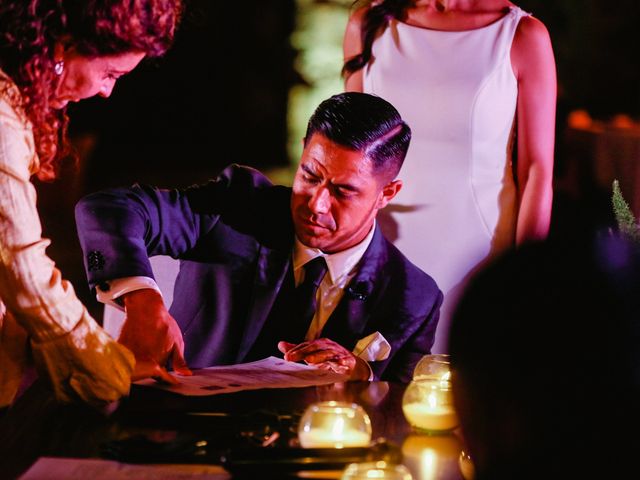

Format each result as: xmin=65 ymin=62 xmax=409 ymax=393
xmin=298 ymin=236 xmax=325 ymax=250
xmin=296 ymin=232 xmax=332 ymax=251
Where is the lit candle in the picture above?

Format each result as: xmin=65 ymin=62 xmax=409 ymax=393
xmin=298 ymin=401 xmax=372 ymax=448
xmin=402 ymin=379 xmax=458 ymax=433
xmin=299 ymin=427 xmax=371 ymax=449
xmin=413 ymin=354 xmax=451 ymax=382
xmin=402 ymin=403 xmax=458 ymax=432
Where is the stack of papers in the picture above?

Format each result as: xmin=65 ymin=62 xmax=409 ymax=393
xmin=134 ymin=357 xmax=349 ymax=396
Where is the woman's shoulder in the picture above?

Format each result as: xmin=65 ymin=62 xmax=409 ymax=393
xmin=514 ymin=13 xmax=551 ymax=46
xmin=0 ymin=70 xmax=29 ymax=129
xmin=345 ymin=0 xmax=390 ymax=29
xmin=511 ymin=13 xmax=553 ymax=71
xmin=0 ymin=69 xmax=37 ymax=176
xmin=510 ymin=12 xmax=555 ymax=104
xmin=345 ymin=3 xmax=369 ymax=35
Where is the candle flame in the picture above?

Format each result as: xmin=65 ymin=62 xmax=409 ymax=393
xmin=365 ymin=469 xmax=386 ymax=478
xmin=332 ymin=416 xmax=345 ymax=439
xmin=428 ymin=391 xmax=438 ymax=408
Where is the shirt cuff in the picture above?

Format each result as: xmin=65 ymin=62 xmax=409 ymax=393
xmin=95 ymin=277 xmax=162 ymax=311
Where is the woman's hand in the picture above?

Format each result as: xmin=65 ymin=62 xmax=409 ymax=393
xmin=119 ymin=289 xmax=192 ymax=380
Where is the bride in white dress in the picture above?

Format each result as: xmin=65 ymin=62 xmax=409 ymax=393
xmin=343 ymin=0 xmax=556 ymax=352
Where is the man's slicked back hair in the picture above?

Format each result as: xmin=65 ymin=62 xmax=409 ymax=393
xmin=303 ymin=92 xmax=411 ymax=181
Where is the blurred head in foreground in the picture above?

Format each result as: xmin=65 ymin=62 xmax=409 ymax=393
xmin=449 ymin=234 xmax=640 ymax=479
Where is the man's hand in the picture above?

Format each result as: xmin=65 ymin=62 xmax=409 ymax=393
xmin=278 ymin=338 xmax=370 ymax=380
xmin=119 ymin=289 xmax=192 ymax=380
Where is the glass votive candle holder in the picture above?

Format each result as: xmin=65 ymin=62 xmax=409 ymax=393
xmin=402 ymin=378 xmax=458 ymax=434
xmin=412 ymin=354 xmax=451 ymax=382
xmin=298 ymin=401 xmax=372 ymax=449
xmin=341 ymin=461 xmax=413 ymax=480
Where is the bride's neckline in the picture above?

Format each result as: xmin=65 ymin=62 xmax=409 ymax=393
xmin=396 ymin=6 xmax=515 ymax=33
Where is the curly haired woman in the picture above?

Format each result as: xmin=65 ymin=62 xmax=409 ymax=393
xmin=0 ymin=0 xmax=182 ymax=408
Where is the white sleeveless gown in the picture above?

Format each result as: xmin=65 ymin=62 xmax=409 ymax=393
xmin=364 ymin=7 xmax=528 ymax=352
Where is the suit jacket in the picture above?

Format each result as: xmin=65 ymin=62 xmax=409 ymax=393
xmin=75 ymin=165 xmax=443 ymax=382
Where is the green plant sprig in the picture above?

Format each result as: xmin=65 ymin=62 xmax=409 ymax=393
xmin=612 ymin=179 xmax=640 ymax=243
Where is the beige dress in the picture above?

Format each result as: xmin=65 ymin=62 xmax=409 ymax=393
xmin=0 ymin=69 xmax=134 ymax=407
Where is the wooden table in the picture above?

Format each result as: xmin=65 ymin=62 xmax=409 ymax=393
xmin=0 ymin=381 xmax=466 ymax=480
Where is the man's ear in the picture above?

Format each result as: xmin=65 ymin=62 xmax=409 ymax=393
xmin=377 ymin=179 xmax=402 ymax=209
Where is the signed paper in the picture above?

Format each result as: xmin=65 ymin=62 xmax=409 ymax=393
xmin=134 ymin=356 xmax=349 ymax=396
xmin=20 ymin=457 xmax=229 ymax=480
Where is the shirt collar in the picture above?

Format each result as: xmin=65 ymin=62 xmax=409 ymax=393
xmin=293 ymin=221 xmax=376 ymax=285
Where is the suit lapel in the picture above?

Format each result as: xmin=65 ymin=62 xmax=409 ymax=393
xmin=321 ymin=226 xmax=390 ymax=349
xmin=236 ymin=244 xmax=292 ymax=362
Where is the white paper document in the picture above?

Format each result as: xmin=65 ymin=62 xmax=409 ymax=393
xmin=134 ymin=356 xmax=349 ymax=396
xmin=20 ymin=457 xmax=230 ymax=480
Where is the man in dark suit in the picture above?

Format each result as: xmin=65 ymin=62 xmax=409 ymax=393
xmin=75 ymin=92 xmax=442 ymax=383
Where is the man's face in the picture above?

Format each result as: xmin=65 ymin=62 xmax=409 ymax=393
xmin=290 ymin=133 xmax=402 ymax=253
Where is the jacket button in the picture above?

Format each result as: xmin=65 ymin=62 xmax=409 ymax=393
xmin=87 ymin=250 xmax=105 ymax=272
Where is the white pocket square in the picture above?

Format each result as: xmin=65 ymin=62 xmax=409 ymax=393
xmin=353 ymin=331 xmax=391 ymax=362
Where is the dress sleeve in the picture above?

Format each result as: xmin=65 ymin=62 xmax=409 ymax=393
xmin=0 ymin=95 xmax=134 ymax=406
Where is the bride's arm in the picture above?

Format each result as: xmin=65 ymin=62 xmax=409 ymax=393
xmin=511 ymin=15 xmax=557 ymax=244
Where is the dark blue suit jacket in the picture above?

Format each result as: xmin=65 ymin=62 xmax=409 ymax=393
xmin=75 ymin=165 xmax=442 ymax=382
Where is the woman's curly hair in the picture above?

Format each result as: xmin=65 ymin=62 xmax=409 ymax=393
xmin=0 ymin=0 xmax=182 ymax=180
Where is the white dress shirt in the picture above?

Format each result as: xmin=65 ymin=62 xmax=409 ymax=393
xmin=292 ymin=224 xmax=374 ymax=341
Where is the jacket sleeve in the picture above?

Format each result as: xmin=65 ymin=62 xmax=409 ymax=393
xmin=0 ymin=93 xmax=133 ymax=407
xmin=74 ymin=164 xmax=275 ymax=290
